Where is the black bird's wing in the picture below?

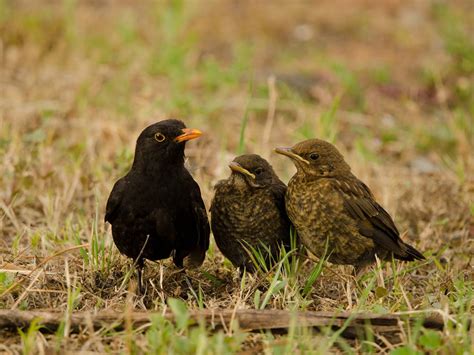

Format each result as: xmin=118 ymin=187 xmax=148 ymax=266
xmin=191 ymin=183 xmax=211 ymax=262
xmin=175 ymin=175 xmax=210 ymax=268
xmin=105 ymin=177 xmax=127 ymax=223
xmin=334 ymin=175 xmax=424 ymax=260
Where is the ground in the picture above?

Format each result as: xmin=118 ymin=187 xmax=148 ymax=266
xmin=0 ymin=0 xmax=473 ymax=353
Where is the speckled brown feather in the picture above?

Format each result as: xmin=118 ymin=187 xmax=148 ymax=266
xmin=210 ymin=155 xmax=292 ymax=271
xmin=278 ymin=139 xmax=425 ymax=270
xmin=286 ymin=174 xmax=376 ymax=266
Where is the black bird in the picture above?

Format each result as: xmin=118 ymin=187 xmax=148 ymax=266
xmin=105 ymin=119 xmax=210 ymax=292
xmin=275 ymin=139 xmax=425 ymax=273
xmin=210 ymin=154 xmax=292 ymax=272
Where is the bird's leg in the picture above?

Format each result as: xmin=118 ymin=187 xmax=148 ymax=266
xmin=182 ymin=270 xmax=205 ymax=307
xmin=178 ymin=268 xmax=197 ymax=300
xmin=353 ymin=265 xmax=363 ymax=279
xmin=183 ymin=270 xmax=192 ymax=289
xmin=239 ymin=265 xmax=251 ymax=278
xmin=136 ymin=258 xmax=145 ymax=295
xmin=172 ymin=249 xmax=185 ymax=269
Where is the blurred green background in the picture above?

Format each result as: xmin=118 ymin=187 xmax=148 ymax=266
xmin=0 ymin=0 xmax=473 ymax=352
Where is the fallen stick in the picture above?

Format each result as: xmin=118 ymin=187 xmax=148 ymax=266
xmin=0 ymin=309 xmax=453 ymax=341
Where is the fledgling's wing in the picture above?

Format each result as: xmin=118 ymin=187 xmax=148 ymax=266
xmin=105 ymin=178 xmax=127 ymax=223
xmin=334 ymin=175 xmax=424 ymax=260
xmin=270 ymin=179 xmax=293 ymax=246
xmin=270 ymin=178 xmax=287 ymax=213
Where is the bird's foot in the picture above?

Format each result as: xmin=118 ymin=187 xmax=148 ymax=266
xmin=136 ymin=259 xmax=146 ymax=295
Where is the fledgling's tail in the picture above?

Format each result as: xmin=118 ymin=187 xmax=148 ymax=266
xmin=396 ymin=242 xmax=425 ymax=261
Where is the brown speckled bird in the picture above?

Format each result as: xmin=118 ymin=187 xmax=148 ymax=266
xmin=275 ymin=139 xmax=425 ymax=272
xmin=210 ymin=154 xmax=292 ymax=272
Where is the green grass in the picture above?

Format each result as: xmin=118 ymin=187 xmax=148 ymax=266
xmin=0 ymin=0 xmax=473 ymax=353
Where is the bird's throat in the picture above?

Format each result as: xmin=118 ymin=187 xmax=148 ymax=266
xmin=132 ymin=153 xmax=185 ymax=177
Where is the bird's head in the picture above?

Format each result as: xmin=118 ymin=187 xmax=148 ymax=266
xmin=227 ymin=154 xmax=276 ymax=189
xmin=134 ymin=119 xmax=202 ymax=168
xmin=275 ymin=139 xmax=351 ymax=178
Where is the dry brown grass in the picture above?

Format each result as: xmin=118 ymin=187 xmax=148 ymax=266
xmin=1 ymin=0 xmax=473 ymax=353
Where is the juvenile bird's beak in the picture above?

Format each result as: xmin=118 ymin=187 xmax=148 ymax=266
xmin=274 ymin=147 xmax=310 ymax=165
xmin=229 ymin=162 xmax=255 ymax=179
xmin=175 ymin=128 xmax=203 ymax=143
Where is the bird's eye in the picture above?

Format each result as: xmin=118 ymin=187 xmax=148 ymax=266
xmin=154 ymin=132 xmax=166 ymax=142
xmin=309 ymin=153 xmax=320 ymax=161
xmin=254 ymin=167 xmax=263 ymax=175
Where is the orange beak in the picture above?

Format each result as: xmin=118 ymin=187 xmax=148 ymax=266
xmin=175 ymin=128 xmax=203 ymax=143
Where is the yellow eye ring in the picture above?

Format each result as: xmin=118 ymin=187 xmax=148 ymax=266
xmin=154 ymin=132 xmax=166 ymax=142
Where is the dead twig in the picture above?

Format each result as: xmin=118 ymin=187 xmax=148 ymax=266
xmin=0 ymin=308 xmax=458 ymax=342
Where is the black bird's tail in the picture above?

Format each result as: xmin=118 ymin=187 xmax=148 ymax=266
xmin=182 ymin=249 xmax=206 ymax=269
xmin=396 ymin=242 xmax=425 ymax=261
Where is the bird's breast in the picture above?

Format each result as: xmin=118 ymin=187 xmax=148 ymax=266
xmin=286 ymin=178 xmax=374 ymax=264
xmin=287 ymin=180 xmax=344 ymax=240
xmin=287 ymin=179 xmax=341 ymax=218
xmin=121 ymin=171 xmax=192 ymax=217
xmin=211 ymin=188 xmax=285 ymax=242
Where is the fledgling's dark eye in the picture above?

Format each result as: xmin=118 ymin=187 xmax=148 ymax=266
xmin=154 ymin=132 xmax=166 ymax=142
xmin=309 ymin=153 xmax=320 ymax=161
xmin=254 ymin=167 xmax=264 ymax=175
